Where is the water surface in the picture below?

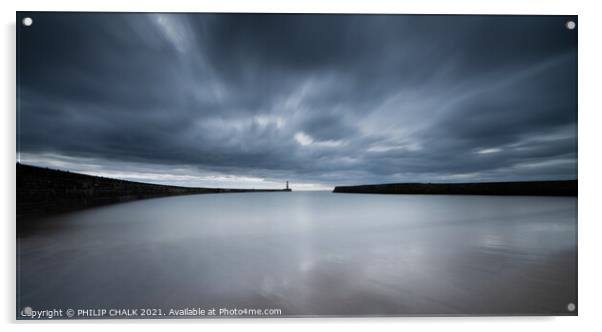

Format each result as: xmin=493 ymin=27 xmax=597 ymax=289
xmin=17 ymin=191 xmax=577 ymax=316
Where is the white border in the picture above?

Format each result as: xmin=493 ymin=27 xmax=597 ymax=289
xmin=3 ymin=0 xmax=602 ymax=331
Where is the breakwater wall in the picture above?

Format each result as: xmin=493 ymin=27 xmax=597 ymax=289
xmin=17 ymin=163 xmax=290 ymax=219
xmin=333 ymin=180 xmax=577 ymax=196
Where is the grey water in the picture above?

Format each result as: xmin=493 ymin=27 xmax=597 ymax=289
xmin=17 ymin=191 xmax=577 ymax=316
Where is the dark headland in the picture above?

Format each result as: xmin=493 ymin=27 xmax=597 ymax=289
xmin=333 ymin=180 xmax=577 ymax=196
xmin=17 ymin=163 xmax=291 ymax=219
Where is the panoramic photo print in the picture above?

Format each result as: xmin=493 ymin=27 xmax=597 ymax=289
xmin=16 ymin=13 xmax=577 ymax=318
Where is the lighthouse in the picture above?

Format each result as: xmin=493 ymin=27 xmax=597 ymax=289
xmin=285 ymin=181 xmax=289 ymax=190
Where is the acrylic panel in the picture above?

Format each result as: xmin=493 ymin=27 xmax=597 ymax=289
xmin=16 ymin=12 xmax=578 ymax=319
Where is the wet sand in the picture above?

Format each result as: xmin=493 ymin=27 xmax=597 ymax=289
xmin=17 ymin=192 xmax=577 ymax=317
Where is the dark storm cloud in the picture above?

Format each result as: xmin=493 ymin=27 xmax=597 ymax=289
xmin=17 ymin=13 xmax=577 ymax=187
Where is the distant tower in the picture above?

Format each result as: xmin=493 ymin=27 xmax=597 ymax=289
xmin=286 ymin=181 xmax=289 ymax=190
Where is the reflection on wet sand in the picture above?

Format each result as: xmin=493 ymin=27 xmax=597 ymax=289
xmin=17 ymin=192 xmax=577 ymax=316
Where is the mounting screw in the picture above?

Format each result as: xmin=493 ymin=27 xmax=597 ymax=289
xmin=566 ymin=20 xmax=576 ymax=30
xmin=22 ymin=17 xmax=33 ymax=27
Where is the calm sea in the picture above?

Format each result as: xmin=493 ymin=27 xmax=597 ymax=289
xmin=17 ymin=191 xmax=577 ymax=316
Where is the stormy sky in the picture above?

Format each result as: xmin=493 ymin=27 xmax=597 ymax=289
xmin=17 ymin=13 xmax=577 ymax=189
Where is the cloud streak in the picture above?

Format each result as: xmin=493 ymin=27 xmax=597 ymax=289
xmin=17 ymin=13 xmax=577 ymax=189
